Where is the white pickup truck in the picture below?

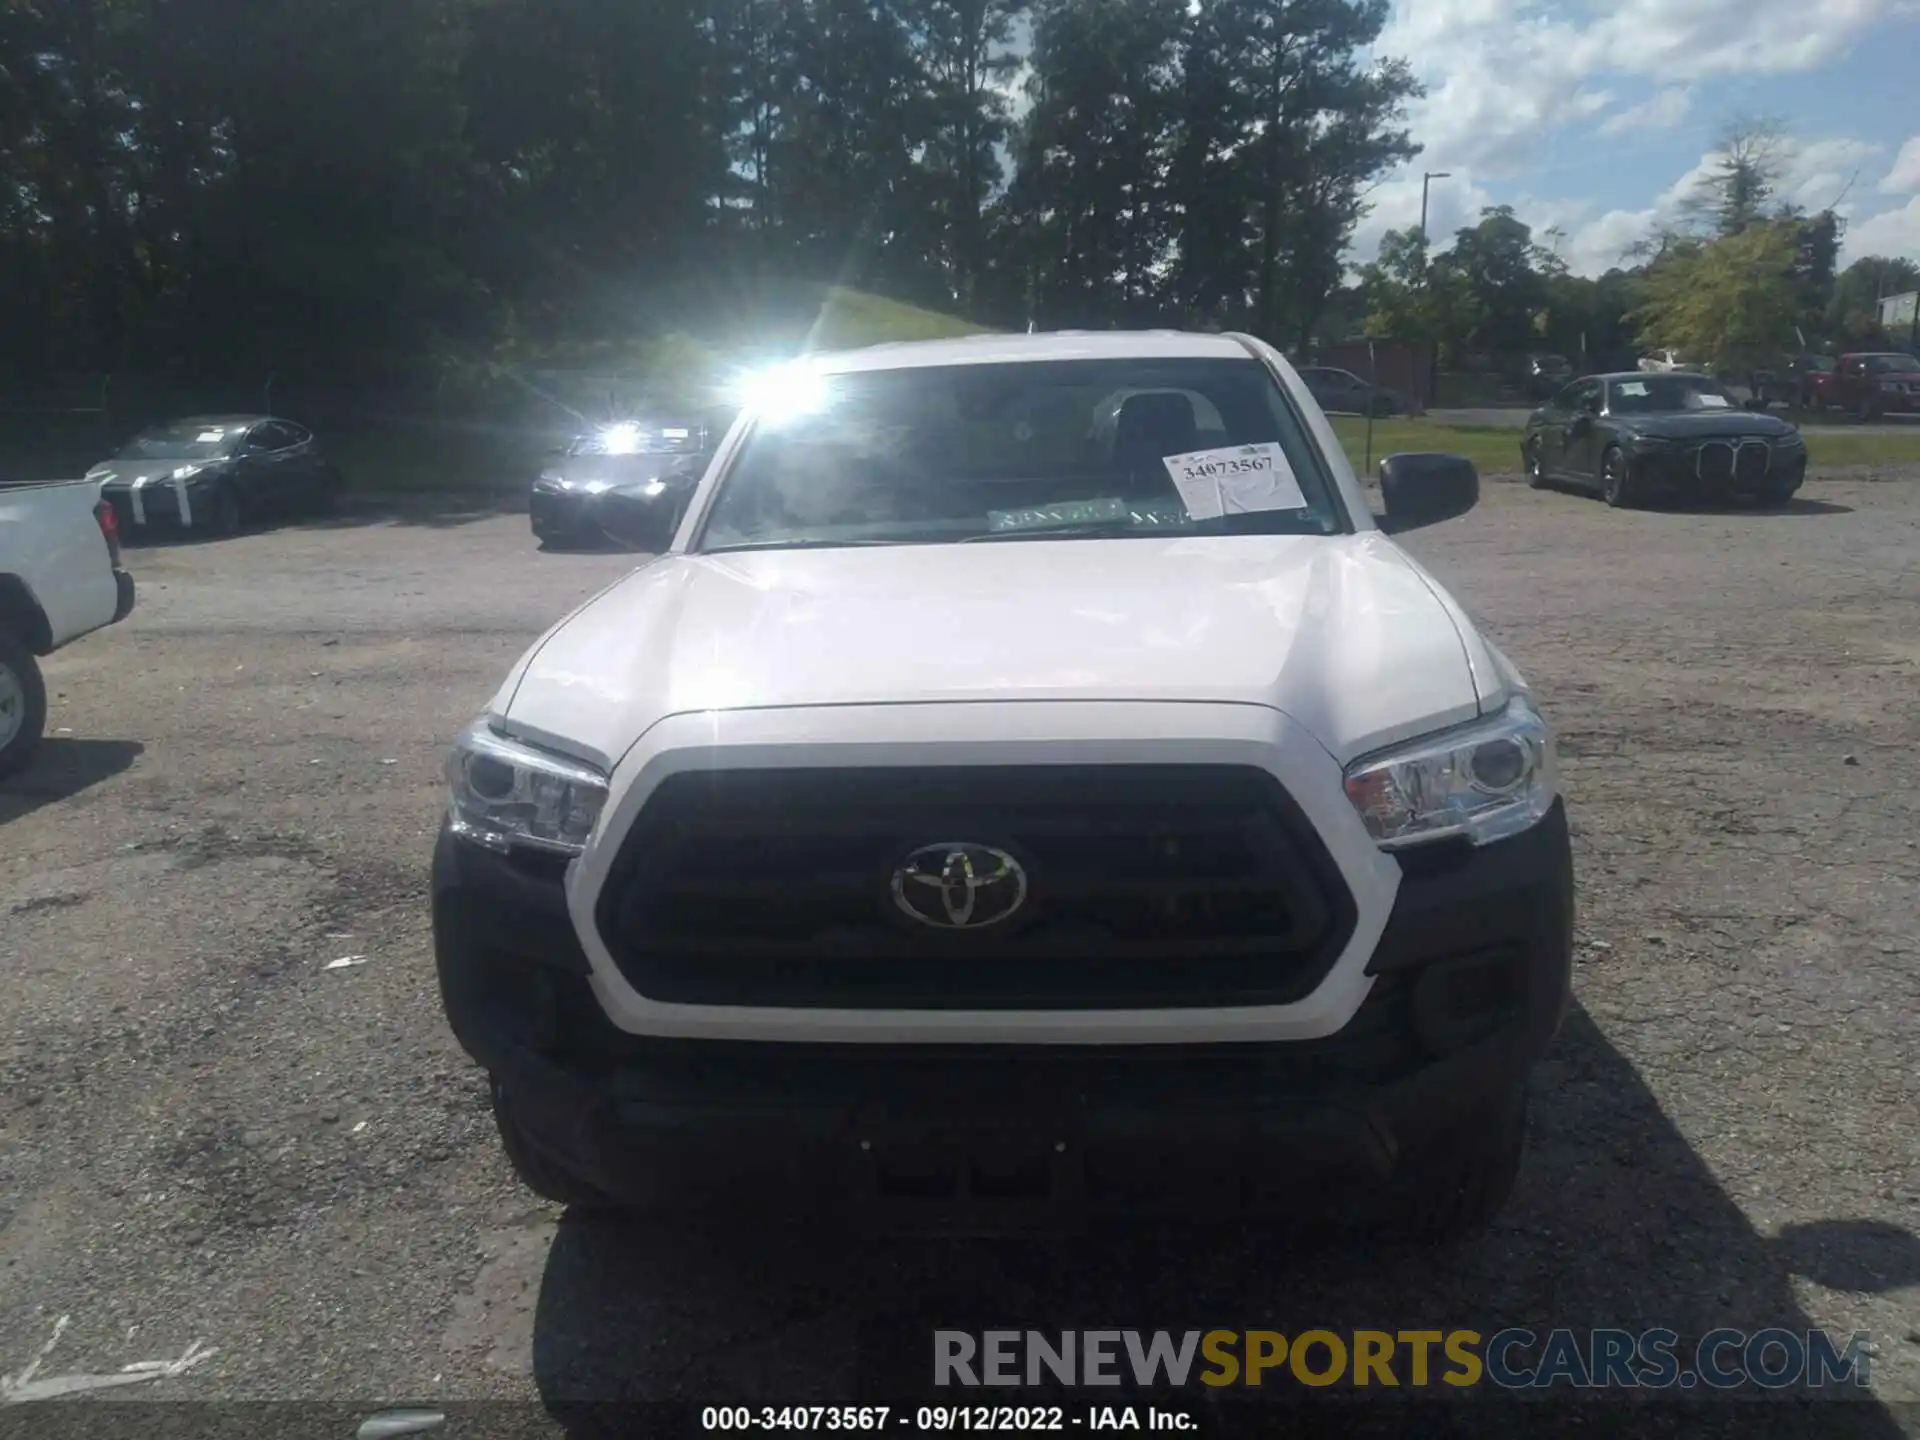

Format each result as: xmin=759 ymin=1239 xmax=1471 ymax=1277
xmin=431 ymin=330 xmax=1575 ymax=1240
xmin=0 ymin=479 xmax=137 ymax=777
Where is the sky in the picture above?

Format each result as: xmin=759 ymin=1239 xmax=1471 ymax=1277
xmin=1353 ymin=0 xmax=1920 ymax=277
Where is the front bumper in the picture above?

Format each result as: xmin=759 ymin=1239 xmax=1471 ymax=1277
xmin=431 ymin=800 xmax=1574 ymax=1219
xmin=102 ymin=478 xmax=211 ymax=530
xmin=1628 ymin=444 xmax=1806 ymax=496
xmin=528 ymin=487 xmax=600 ymax=541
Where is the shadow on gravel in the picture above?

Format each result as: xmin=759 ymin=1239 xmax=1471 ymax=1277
xmin=0 ymin=737 xmax=143 ymax=823
xmin=526 ymin=1006 xmax=1912 ymax=1435
xmin=1652 ymin=498 xmax=1856 ymax=518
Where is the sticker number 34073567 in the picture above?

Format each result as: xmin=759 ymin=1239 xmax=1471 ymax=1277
xmin=1160 ymin=442 xmax=1307 ymax=520
xmin=1176 ymin=454 xmax=1268 ymax=480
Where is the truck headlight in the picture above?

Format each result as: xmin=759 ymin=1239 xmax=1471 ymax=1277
xmin=1342 ymin=696 xmax=1556 ymax=850
xmin=445 ymin=718 xmax=608 ymax=854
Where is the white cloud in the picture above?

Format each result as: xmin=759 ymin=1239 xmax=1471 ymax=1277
xmin=1367 ymin=136 xmax=1889 ymax=280
xmin=1773 ymin=136 xmax=1882 ymax=214
xmin=1880 ymin=138 xmax=1920 ymax=195
xmin=1841 ymin=197 xmax=1920 ymax=263
xmin=1528 ymin=139 xmax=1889 ymax=278
xmin=1378 ymin=0 xmax=1907 ymax=178
xmin=1597 ymin=87 xmax=1691 ymax=137
xmin=1348 ymin=170 xmax=1501 ymax=268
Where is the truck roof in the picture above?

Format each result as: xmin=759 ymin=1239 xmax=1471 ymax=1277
xmin=806 ymin=331 xmax=1255 ymax=375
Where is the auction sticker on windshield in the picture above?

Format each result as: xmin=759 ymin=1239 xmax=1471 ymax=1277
xmin=1162 ymin=443 xmax=1306 ymax=520
xmin=987 ymin=497 xmax=1185 ymax=532
xmin=1696 ymin=394 xmax=1730 ymax=408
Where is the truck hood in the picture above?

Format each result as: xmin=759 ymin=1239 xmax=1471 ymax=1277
xmin=496 ymin=535 xmax=1490 ymax=770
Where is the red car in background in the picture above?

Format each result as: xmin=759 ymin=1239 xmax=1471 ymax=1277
xmin=1806 ymin=352 xmax=1920 ymax=420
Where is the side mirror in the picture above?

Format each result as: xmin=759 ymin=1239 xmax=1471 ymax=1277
xmin=1378 ymin=452 xmax=1478 ymax=534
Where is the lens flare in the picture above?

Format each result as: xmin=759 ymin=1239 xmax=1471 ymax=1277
xmin=600 ymin=422 xmax=643 ymax=455
xmin=733 ymin=362 xmax=830 ymax=423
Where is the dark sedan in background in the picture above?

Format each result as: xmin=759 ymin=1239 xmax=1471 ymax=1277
xmin=1522 ymin=372 xmax=1806 ymax=509
xmin=1296 ymin=365 xmax=1405 ymax=417
xmin=529 ymin=412 xmax=728 ymax=550
xmin=85 ymin=415 xmax=341 ymax=537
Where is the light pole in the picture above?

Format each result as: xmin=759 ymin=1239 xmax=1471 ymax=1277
xmin=1418 ymin=172 xmax=1450 ymax=410
xmin=1419 ymin=171 xmax=1450 ymax=246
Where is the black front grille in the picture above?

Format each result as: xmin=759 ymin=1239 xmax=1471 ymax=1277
xmin=1696 ymin=441 xmax=1735 ymax=482
xmin=593 ymin=766 xmax=1357 ymax=1010
xmin=1734 ymin=441 xmax=1770 ymax=484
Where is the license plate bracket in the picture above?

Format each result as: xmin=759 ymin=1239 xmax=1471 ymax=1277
xmin=846 ymin=1110 xmax=1088 ymax=1227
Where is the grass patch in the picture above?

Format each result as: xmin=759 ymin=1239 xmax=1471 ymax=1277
xmin=1787 ymin=426 xmax=1920 ymax=467
xmin=1329 ymin=418 xmax=1524 ymax=475
xmin=1328 ymin=416 xmax=1920 ymax=477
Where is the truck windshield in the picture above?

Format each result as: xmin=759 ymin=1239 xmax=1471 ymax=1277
xmin=119 ymin=422 xmax=245 ymax=461
xmin=696 ymin=357 xmax=1344 ymax=553
xmin=1866 ymin=355 xmax=1920 ymax=374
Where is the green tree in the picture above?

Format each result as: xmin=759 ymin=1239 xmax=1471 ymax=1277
xmin=462 ymin=0 xmax=728 ymax=345
xmin=1677 ymin=116 xmax=1787 ymax=238
xmin=1358 ymin=226 xmax=1472 ymax=359
xmin=1174 ymin=0 xmax=1418 ymax=342
xmin=1828 ymin=255 xmax=1920 ymax=341
xmin=1003 ymin=0 xmax=1187 ymax=325
xmin=900 ymin=0 xmax=1029 ymax=310
xmin=1630 ymin=221 xmax=1803 ymax=374
xmin=1433 ymin=205 xmax=1555 ymax=358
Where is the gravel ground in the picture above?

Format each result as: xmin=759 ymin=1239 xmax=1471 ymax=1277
xmin=2 ymin=472 xmax=1917 ymax=1434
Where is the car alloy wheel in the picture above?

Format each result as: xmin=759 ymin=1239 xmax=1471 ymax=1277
xmin=1601 ymin=446 xmax=1636 ymax=509
xmin=0 ymin=634 xmax=48 ymax=778
xmin=0 ymin=656 xmax=26 ymax=751
xmin=1525 ymin=440 xmax=1548 ymax=489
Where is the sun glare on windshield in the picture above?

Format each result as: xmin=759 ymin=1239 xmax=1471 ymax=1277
xmin=734 ymin=362 xmax=832 ymax=424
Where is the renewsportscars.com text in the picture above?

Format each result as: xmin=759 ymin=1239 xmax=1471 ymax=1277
xmin=933 ymin=1329 xmax=1873 ymax=1391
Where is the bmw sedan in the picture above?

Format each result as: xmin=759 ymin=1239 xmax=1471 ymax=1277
xmin=88 ymin=415 xmax=342 ymax=537
xmin=530 ymin=416 xmax=725 ymax=550
xmin=1521 ymin=372 xmax=1807 ymax=509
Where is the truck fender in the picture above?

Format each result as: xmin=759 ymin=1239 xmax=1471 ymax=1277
xmin=0 ymin=574 xmax=55 ymax=655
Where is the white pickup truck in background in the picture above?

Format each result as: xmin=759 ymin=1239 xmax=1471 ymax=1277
xmin=0 ymin=478 xmax=137 ymax=778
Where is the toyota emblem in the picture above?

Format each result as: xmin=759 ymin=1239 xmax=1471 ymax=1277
xmin=890 ymin=843 xmax=1029 ymax=930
